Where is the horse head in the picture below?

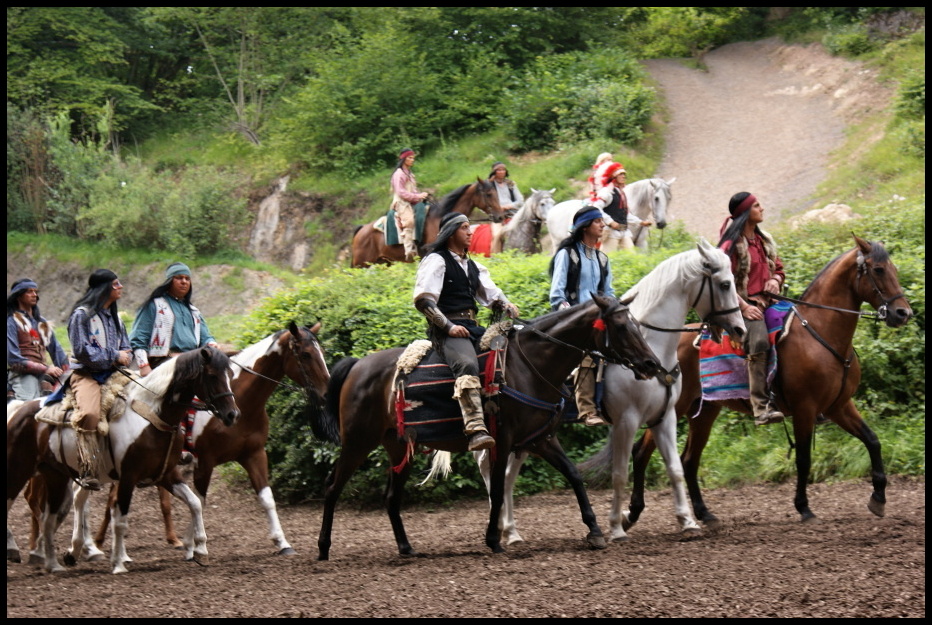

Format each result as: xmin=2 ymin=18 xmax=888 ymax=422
xmin=852 ymin=235 xmax=913 ymax=327
xmin=473 ymin=177 xmax=506 ymax=223
xmin=529 ymin=188 xmax=556 ymax=220
xmin=592 ymin=294 xmax=659 ymax=380
xmin=284 ymin=320 xmax=330 ymax=403
xmin=647 ymin=177 xmax=674 ymax=230
xmin=695 ymin=238 xmax=746 ymax=343
xmin=182 ymin=347 xmax=240 ymax=426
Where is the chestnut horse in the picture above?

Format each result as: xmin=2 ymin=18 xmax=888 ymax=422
xmin=350 ymin=178 xmax=505 ymax=267
xmin=313 ymin=295 xmax=661 ymax=560
xmin=91 ymin=322 xmax=330 ymax=556
xmin=604 ymin=235 xmax=913 ymax=528
xmin=6 ymin=347 xmax=240 ymax=574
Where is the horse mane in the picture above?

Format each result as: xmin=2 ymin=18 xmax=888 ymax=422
xmin=800 ymin=239 xmax=888 ymax=300
xmin=435 ymin=183 xmax=472 ymax=218
xmin=625 ymin=178 xmax=670 ymax=219
xmin=622 ymin=248 xmax=712 ymax=315
xmin=231 ymin=333 xmax=277 ymax=372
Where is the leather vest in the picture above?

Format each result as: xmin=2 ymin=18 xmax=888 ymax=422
xmin=602 ymin=188 xmax=628 ymax=226
xmin=436 ymin=249 xmax=480 ymax=314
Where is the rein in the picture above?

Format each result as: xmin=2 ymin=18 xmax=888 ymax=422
xmin=636 ymin=271 xmax=740 ymax=334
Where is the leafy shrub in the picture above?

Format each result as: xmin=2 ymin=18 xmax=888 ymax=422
xmin=823 ymin=24 xmax=877 ymax=56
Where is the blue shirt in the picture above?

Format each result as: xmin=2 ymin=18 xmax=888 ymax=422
xmin=67 ymin=307 xmax=131 ymax=372
xmin=6 ymin=311 xmax=68 ymax=370
xmin=549 ymin=243 xmax=615 ymax=309
xmin=130 ymin=297 xmax=216 ymax=354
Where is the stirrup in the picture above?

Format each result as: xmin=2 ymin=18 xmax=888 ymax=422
xmin=582 ymin=412 xmax=609 ymax=427
xmin=754 ymin=410 xmax=785 ymax=426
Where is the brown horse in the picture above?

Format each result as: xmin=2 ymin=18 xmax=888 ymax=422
xmin=90 ymin=322 xmax=329 ymax=556
xmin=313 ymin=294 xmax=661 ymax=560
xmin=6 ymin=347 xmax=240 ymax=574
xmin=350 ymin=178 xmax=505 ymax=267
xmin=599 ymin=235 xmax=913 ymax=529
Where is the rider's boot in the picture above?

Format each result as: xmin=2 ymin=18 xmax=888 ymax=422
xmin=401 ymin=227 xmax=418 ymax=263
xmin=748 ymin=352 xmax=784 ymax=425
xmin=75 ymin=427 xmax=103 ymax=491
xmin=574 ymin=359 xmax=607 ymax=427
xmin=455 ymin=376 xmax=494 ymax=451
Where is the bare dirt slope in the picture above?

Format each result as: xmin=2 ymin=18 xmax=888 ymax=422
xmin=648 ymin=37 xmax=891 ymax=242
xmin=7 ymin=41 xmax=922 ymax=618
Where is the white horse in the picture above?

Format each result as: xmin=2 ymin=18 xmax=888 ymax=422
xmin=7 ymin=347 xmax=240 ymax=574
xmin=500 ymin=188 xmax=556 ymax=254
xmin=429 ymin=239 xmax=745 ymax=545
xmin=546 ymin=177 xmax=675 ymax=253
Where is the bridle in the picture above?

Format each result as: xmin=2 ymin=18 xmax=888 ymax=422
xmin=636 ymin=265 xmax=741 ymax=334
xmin=229 ymin=329 xmax=321 ymax=398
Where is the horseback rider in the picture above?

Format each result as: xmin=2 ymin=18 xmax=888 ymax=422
xmin=130 ymin=261 xmax=219 ymax=465
xmin=718 ymin=192 xmax=786 ymax=425
xmin=390 ymin=148 xmax=430 ymax=262
xmin=549 ymin=207 xmax=615 ymax=426
xmin=413 ymin=212 xmax=520 ymax=451
xmin=67 ymin=269 xmax=133 ymax=490
xmin=487 ymin=161 xmax=525 ymax=254
xmin=7 ymin=278 xmax=69 ymax=401
xmin=587 ymin=152 xmax=614 ymax=201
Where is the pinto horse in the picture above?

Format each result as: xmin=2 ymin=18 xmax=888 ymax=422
xmin=313 ymin=295 xmax=661 ymax=560
xmin=90 ymin=322 xmax=329 ymax=556
xmin=351 ymin=178 xmax=505 ymax=268
xmin=6 ymin=346 xmax=240 ymax=574
xmin=612 ymin=235 xmax=913 ymax=529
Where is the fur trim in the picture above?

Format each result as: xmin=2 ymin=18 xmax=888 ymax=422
xmin=396 ymin=340 xmax=433 ymax=375
xmin=479 ymin=319 xmax=513 ymax=351
xmin=733 ymin=229 xmax=779 ymax=298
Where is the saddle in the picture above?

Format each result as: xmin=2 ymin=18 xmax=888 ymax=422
xmin=696 ymin=301 xmax=794 ymax=403
xmin=392 ymin=321 xmax=512 ymax=445
xmin=377 ymin=201 xmax=429 ymax=245
xmin=34 ymin=371 xmax=135 ymax=435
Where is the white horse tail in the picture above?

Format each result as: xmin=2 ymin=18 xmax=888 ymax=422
xmin=418 ymin=450 xmax=453 ymax=486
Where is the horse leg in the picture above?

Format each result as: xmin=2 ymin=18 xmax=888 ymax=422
xmin=93 ymin=482 xmax=116 ymax=548
xmin=317 ymin=447 xmax=372 ymax=561
xmin=382 ymin=439 xmax=418 ymax=557
xmin=65 ymin=483 xmax=105 ymax=565
xmin=24 ymin=477 xmax=48 ymax=564
xmin=36 ymin=472 xmax=71 ymax=573
xmin=530 ymin=437 xmax=606 ymax=550
xmin=680 ymin=404 xmax=722 ymax=527
xmin=826 ymin=399 xmax=887 ymax=518
xmin=158 ymin=485 xmax=184 ymax=548
xmin=608 ymin=418 xmax=638 ymax=542
xmin=790 ymin=411 xmax=818 ymax=524
xmin=652 ymin=412 xmax=702 ymax=538
xmin=240 ymin=450 xmax=296 ymax=555
xmin=627 ymin=430 xmax=657 ymax=529
xmin=475 ymin=449 xmax=527 ymax=545
xmin=163 ymin=478 xmax=208 ymax=564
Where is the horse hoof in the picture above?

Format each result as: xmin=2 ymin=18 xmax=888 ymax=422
xmin=867 ymin=498 xmax=886 ymax=518
xmin=27 ymin=552 xmax=44 ymax=566
xmin=63 ymin=552 xmax=77 ymax=567
xmin=610 ymin=534 xmax=629 ymax=544
xmin=701 ymin=517 xmax=723 ymax=531
xmin=187 ymin=553 xmax=209 ymax=567
xmin=169 ymin=540 xmax=184 ymax=549
xmin=7 ymin=549 xmax=21 ymax=563
xmin=277 ymin=547 xmax=298 ymax=556
xmin=680 ymin=528 xmax=703 ymax=541
xmin=87 ymin=552 xmax=106 ymax=562
xmin=587 ymin=534 xmax=607 ymax=550
xmin=800 ymin=513 xmax=820 ymax=524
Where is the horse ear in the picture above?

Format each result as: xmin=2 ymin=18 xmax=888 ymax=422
xmin=310 ymin=321 xmax=322 ymax=335
xmin=666 ymin=177 xmax=676 ymax=185
xmin=531 ymin=187 xmax=539 ymax=194
xmin=549 ymin=188 xmax=556 ymax=194
xmin=288 ymin=320 xmax=300 ymax=337
xmin=851 ymin=232 xmax=870 ymax=253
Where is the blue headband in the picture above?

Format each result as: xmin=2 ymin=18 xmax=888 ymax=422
xmin=165 ymin=262 xmax=191 ymax=280
xmin=571 ymin=208 xmax=603 ymax=232
xmin=10 ymin=280 xmax=38 ymax=295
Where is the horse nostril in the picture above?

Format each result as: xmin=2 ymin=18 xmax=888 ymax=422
xmin=657 ymin=221 xmax=667 ymax=229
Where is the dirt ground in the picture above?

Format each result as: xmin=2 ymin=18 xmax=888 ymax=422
xmin=8 ymin=40 xmax=923 ymax=618
xmin=6 ymin=476 xmax=925 ymax=618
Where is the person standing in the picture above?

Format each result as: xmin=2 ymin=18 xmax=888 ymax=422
xmin=390 ymin=148 xmax=430 ymax=262
xmin=67 ymin=269 xmax=133 ymax=490
xmin=718 ymin=192 xmax=787 ymax=425
xmin=488 ymin=161 xmax=525 ymax=254
xmin=549 ymin=207 xmax=615 ymax=426
xmin=130 ymin=262 xmax=219 ymax=463
xmin=7 ymin=279 xmax=69 ymax=401
xmin=413 ymin=212 xmax=520 ymax=451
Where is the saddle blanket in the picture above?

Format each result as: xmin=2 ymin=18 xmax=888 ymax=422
xmin=698 ymin=301 xmax=793 ymax=402
xmin=469 ymin=223 xmax=494 ymax=257
xmin=376 ymin=201 xmax=429 ymax=246
xmin=396 ymin=348 xmax=501 ymax=444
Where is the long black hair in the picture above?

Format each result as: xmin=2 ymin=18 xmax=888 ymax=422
xmin=547 ymin=208 xmax=597 ymax=278
xmin=71 ymin=269 xmax=120 ymax=320
xmin=136 ymin=279 xmax=193 ymax=317
xmin=717 ymin=191 xmax=756 ymax=256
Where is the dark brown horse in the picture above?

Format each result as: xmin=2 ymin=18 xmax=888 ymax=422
xmin=350 ymin=178 xmax=505 ymax=267
xmin=6 ymin=346 xmax=240 ymax=574
xmin=599 ymin=235 xmax=913 ymax=529
xmin=313 ymin=295 xmax=661 ymax=560
xmin=90 ymin=322 xmax=329 ymax=556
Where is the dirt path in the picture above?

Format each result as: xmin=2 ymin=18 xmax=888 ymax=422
xmin=647 ymin=38 xmax=889 ymax=242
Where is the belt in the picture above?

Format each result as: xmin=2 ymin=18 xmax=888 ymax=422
xmin=446 ymin=309 xmax=476 ymax=321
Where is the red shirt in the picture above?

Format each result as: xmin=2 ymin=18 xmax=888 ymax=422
xmin=721 ymin=235 xmax=785 ymax=298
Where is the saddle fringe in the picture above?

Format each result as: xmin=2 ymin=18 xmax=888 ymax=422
xmin=34 ymin=372 xmax=135 ymax=434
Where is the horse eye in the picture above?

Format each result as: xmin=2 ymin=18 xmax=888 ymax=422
xmin=720 ymin=281 xmax=731 ymax=290
xmin=873 ymin=266 xmax=885 ymax=276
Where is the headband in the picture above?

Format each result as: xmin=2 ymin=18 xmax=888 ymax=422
xmin=165 ymin=262 xmax=191 ymax=280
xmin=10 ymin=280 xmax=38 ymax=295
xmin=572 ymin=208 xmax=603 ymax=232
xmin=434 ymin=213 xmax=469 ymax=248
xmin=732 ymin=194 xmax=757 ymax=217
xmin=398 ymin=149 xmax=415 ymax=160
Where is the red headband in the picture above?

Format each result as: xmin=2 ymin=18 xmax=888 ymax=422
xmin=398 ymin=149 xmax=415 ymax=160
xmin=732 ymin=194 xmax=757 ymax=217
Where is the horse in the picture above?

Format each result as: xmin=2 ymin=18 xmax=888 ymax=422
xmin=430 ymin=239 xmax=747 ymax=545
xmin=350 ymin=178 xmax=506 ymax=267
xmin=613 ymin=235 xmax=913 ymax=531
xmin=6 ymin=346 xmax=240 ymax=574
xmin=89 ymin=321 xmax=329 ymax=556
xmin=469 ymin=188 xmax=557 ymax=256
xmin=546 ymin=177 xmax=674 ymax=253
xmin=313 ymin=294 xmax=661 ymax=560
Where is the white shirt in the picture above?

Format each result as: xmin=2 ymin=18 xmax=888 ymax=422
xmin=413 ymin=252 xmax=510 ymax=309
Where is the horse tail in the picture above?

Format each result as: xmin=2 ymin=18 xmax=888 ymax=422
xmin=417 ymin=450 xmax=453 ymax=486
xmin=311 ymin=356 xmax=359 ymax=445
xmin=577 ymin=438 xmax=613 ymax=488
